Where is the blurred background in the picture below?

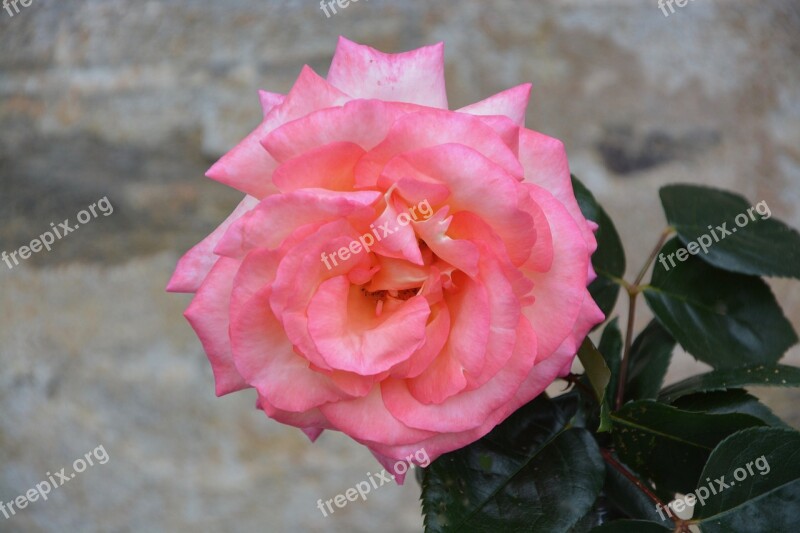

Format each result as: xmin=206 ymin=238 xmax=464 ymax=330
xmin=1 ymin=0 xmax=798 ymax=531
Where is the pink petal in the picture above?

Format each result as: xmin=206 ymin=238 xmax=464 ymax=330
xmin=327 ymin=37 xmax=448 ymax=108
xmin=258 ymin=90 xmax=285 ymax=119
xmin=207 ymin=66 xmax=349 ymax=198
xmin=512 ymin=293 xmax=603 ymax=403
xmin=301 ymin=428 xmax=325 ymax=442
xmin=327 ymin=369 xmax=381 ymax=397
xmin=229 ymin=284 xmax=352 ymax=412
xmin=262 ymin=99 xmax=418 ymax=163
xmin=255 ymin=394 xmax=332 ymax=439
xmin=307 ymin=276 xmax=431 ymax=375
xmin=382 ymin=310 xmax=533 ymax=434
xmin=229 ymin=248 xmax=281 ymax=313
xmin=463 ymin=253 xmax=521 ymax=389
xmin=367 ymin=192 xmax=424 ymax=265
xmin=319 ymin=388 xmax=436 ymax=447
xmin=205 ymin=127 xmax=279 ymax=199
xmin=355 ymin=109 xmax=524 ymax=187
xmin=521 ymin=184 xmax=590 ymax=359
xmin=519 ymin=129 xmax=597 ymax=254
xmin=386 ymin=143 xmax=535 ymax=265
xmin=392 ymin=176 xmax=451 ymax=207
xmin=518 ymin=187 xmax=555 ymax=273
xmin=368 ymin=450 xmax=428 ymax=486
xmin=406 ymin=273 xmax=491 ymax=404
xmin=364 ymin=318 xmax=574 ymax=464
xmin=412 ymin=207 xmax=480 ymax=278
xmin=471 ymin=114 xmax=521 ymax=158
xmin=446 ymin=211 xmax=535 ymax=301
xmin=183 ymin=257 xmax=248 ymax=396
xmin=272 ymin=142 xmax=366 ymax=192
xmin=271 ymin=65 xmax=352 ymax=124
xmin=214 ymin=189 xmax=380 ymax=258
xmin=167 ymin=195 xmax=259 ymax=293
xmin=405 ymin=343 xmax=468 ymax=405
xmin=367 ymin=255 xmax=430 ymax=291
xmin=270 ymin=220 xmax=372 ymax=371
xmin=458 ymin=83 xmax=532 ymax=126
xmin=388 ymin=303 xmax=451 ymax=379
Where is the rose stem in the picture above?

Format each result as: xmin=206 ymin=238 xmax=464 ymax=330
xmin=614 ymin=227 xmax=675 ymax=410
xmin=600 ymin=448 xmax=692 ymax=532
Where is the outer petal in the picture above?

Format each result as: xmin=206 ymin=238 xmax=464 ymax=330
xmin=521 ymin=184 xmax=591 ymax=360
xmin=363 ymin=316 xmax=573 ymax=466
xmin=258 ymin=90 xmax=285 ymax=119
xmin=262 ymin=99 xmax=419 ymax=163
xmin=471 ymin=114 xmax=521 ymax=158
xmin=207 ymin=66 xmax=350 ymax=198
xmin=319 ymin=388 xmax=436 ymax=447
xmin=214 ymin=189 xmax=380 ymax=258
xmin=458 ymin=84 xmax=532 ymax=127
xmin=183 ymin=257 xmax=248 ymax=396
xmin=327 ymin=37 xmax=448 ymax=109
xmin=510 ymin=291 xmax=603 ymax=409
xmin=519 ymin=129 xmax=597 ymax=254
xmin=167 ymin=195 xmax=259 ymax=293
xmin=255 ymin=394 xmax=332 ymax=440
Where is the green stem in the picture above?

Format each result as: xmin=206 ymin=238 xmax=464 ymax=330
xmin=601 ymin=449 xmax=691 ymax=532
xmin=615 ymin=227 xmax=674 ymax=410
xmin=615 ymin=291 xmax=638 ymax=410
xmin=633 ymin=227 xmax=675 ymax=287
xmin=560 ymin=373 xmax=597 ymax=403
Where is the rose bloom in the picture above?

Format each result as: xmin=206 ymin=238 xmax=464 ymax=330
xmin=168 ymin=37 xmax=603 ymax=480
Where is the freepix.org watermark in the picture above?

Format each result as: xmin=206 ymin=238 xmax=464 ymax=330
xmin=3 ymin=0 xmax=35 ymax=18
xmin=658 ymin=200 xmax=771 ymax=272
xmin=1 ymin=445 xmax=110 ymax=520
xmin=655 ymin=455 xmax=770 ymax=521
xmin=658 ymin=0 xmax=696 ymax=18
xmin=1 ymin=196 xmax=114 ymax=270
xmin=316 ymin=448 xmax=431 ymax=517
xmin=320 ymin=199 xmax=433 ymax=270
xmin=319 ymin=0 xmax=368 ymax=18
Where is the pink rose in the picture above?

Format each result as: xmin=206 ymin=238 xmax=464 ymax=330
xmin=168 ymin=37 xmax=603 ymax=480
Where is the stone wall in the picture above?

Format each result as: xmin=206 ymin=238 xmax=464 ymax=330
xmin=1 ymin=1 xmax=798 ymax=531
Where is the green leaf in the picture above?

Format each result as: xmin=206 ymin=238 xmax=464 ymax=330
xmin=598 ymin=319 xmax=622 ymax=430
xmin=572 ymin=176 xmax=626 ymax=321
xmin=672 ymin=389 xmax=788 ymax=427
xmin=421 ymin=396 xmax=604 ymax=533
xmin=598 ymin=318 xmax=623 ymax=406
xmin=578 ymin=338 xmax=612 ymax=405
xmin=603 ymin=452 xmax=674 ymax=526
xmin=568 ymin=502 xmax=606 ymax=532
xmin=660 ymin=184 xmax=800 ymax=279
xmin=576 ymin=321 xmax=621 ymax=432
xmin=552 ymin=389 xmax=589 ymax=429
xmin=610 ymin=400 xmax=766 ymax=494
xmin=658 ymin=364 xmax=800 ymax=403
xmin=624 ymin=320 xmax=675 ymax=401
xmin=693 ymin=427 xmax=800 ymax=532
xmin=643 ymin=238 xmax=797 ymax=368
xmin=591 ymin=520 xmax=670 ymax=533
